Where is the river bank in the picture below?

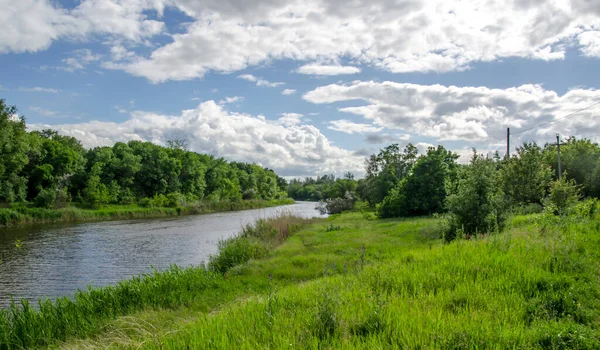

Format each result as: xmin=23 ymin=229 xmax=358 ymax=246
xmin=0 ymin=198 xmax=295 ymax=228
xmin=2 ymin=210 xmax=600 ymax=349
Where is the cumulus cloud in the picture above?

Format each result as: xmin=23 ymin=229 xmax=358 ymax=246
xmin=237 ymin=74 xmax=284 ymax=87
xmin=29 ymin=101 xmax=364 ymax=176
xmin=297 ymin=64 xmax=361 ymax=76
xmin=304 ymin=81 xmax=600 ymax=150
xmin=277 ymin=113 xmax=304 ymax=127
xmin=282 ymin=89 xmax=297 ymax=95
xmin=578 ymin=31 xmax=600 ymax=57
xmin=2 ymin=0 xmax=599 ymax=80
xmin=0 ymin=0 xmax=165 ymax=54
xmin=328 ymin=119 xmax=383 ymax=134
xmin=105 ymin=0 xmax=600 ymax=82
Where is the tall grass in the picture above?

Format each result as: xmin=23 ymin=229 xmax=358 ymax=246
xmin=0 ymin=198 xmax=295 ymax=227
xmin=140 ymin=214 xmax=600 ymax=349
xmin=0 ymin=266 xmax=224 ymax=349
xmin=208 ymin=213 xmax=315 ymax=274
xmin=0 ymin=212 xmax=310 ymax=349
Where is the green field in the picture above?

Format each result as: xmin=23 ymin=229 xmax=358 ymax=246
xmin=0 ymin=198 xmax=295 ymax=227
xmin=2 ymin=209 xmax=599 ymax=349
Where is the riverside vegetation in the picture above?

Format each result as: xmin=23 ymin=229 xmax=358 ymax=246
xmin=3 ymin=96 xmax=600 ymax=348
xmin=1 ymin=203 xmax=599 ymax=349
xmin=0 ymin=99 xmax=291 ymax=227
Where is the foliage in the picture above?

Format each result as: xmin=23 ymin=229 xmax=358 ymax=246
xmin=544 ymin=137 xmax=600 ymax=198
xmin=501 ymin=142 xmax=552 ymax=205
xmin=315 ymin=191 xmax=357 ymax=215
xmin=445 ymin=152 xmax=507 ymax=241
xmin=33 ymin=188 xmax=56 ymax=209
xmin=208 ymin=214 xmax=312 ymax=274
xmin=545 ymin=176 xmax=582 ymax=216
xmin=359 ymin=144 xmax=418 ymax=206
xmin=0 ymin=100 xmax=290 ymax=210
xmin=287 ymin=173 xmax=357 ymax=201
xmin=377 ymin=146 xmax=458 ymax=218
xmin=41 ymin=211 xmax=600 ymax=350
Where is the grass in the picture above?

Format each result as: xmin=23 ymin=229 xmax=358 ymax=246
xmin=0 ymin=213 xmax=314 ymax=349
xmin=0 ymin=198 xmax=295 ymax=228
xmin=3 ymin=209 xmax=600 ymax=349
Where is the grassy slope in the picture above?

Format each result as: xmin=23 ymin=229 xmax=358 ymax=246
xmin=0 ymin=199 xmax=295 ymax=227
xmin=54 ymin=211 xmax=600 ymax=349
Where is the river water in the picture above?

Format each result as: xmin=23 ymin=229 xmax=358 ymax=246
xmin=0 ymin=202 xmax=322 ymax=308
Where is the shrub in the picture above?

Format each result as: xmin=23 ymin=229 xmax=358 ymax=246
xmin=315 ymin=191 xmax=356 ymax=215
xmin=544 ymin=176 xmax=582 ymax=216
xmin=54 ymin=188 xmax=71 ymax=208
xmin=34 ymin=188 xmax=57 ymax=209
xmin=445 ymin=153 xmax=507 ymax=241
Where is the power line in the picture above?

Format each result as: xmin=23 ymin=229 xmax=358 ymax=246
xmin=510 ymin=101 xmax=600 ymax=137
xmin=485 ymin=100 xmax=600 ymax=156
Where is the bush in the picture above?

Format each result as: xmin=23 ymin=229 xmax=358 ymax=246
xmin=544 ymin=176 xmax=582 ymax=216
xmin=315 ymin=191 xmax=356 ymax=215
xmin=445 ymin=153 xmax=507 ymax=241
xmin=34 ymin=188 xmax=57 ymax=209
xmin=242 ymin=188 xmax=257 ymax=200
xmin=54 ymin=188 xmax=71 ymax=208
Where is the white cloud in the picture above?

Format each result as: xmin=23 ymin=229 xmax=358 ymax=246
xmin=237 ymin=74 xmax=284 ymax=88
xmin=218 ymin=96 xmax=244 ymax=104
xmin=297 ymin=64 xmax=361 ymax=76
xmin=2 ymin=0 xmax=599 ymax=80
xmin=578 ymin=31 xmax=600 ymax=57
xmin=104 ymin=0 xmax=600 ymax=82
xmin=277 ymin=113 xmax=304 ymax=127
xmin=59 ymin=49 xmax=102 ymax=71
xmin=282 ymin=89 xmax=297 ymax=95
xmin=328 ymin=119 xmax=383 ymax=134
xmin=0 ymin=0 xmax=166 ymax=54
xmin=18 ymin=87 xmax=59 ymax=93
xmin=29 ymin=101 xmax=364 ymax=176
xmin=304 ymin=81 xmax=600 ymax=150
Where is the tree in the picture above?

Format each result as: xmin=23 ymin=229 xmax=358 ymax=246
xmin=445 ymin=152 xmax=507 ymax=241
xmin=544 ymin=138 xmax=600 ymax=198
xmin=501 ymin=142 xmax=552 ymax=206
xmin=377 ymin=146 xmax=458 ymax=218
xmin=0 ymin=100 xmax=30 ymax=202
xmin=361 ymin=143 xmax=419 ymax=206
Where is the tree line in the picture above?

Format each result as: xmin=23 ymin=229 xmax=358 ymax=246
xmin=291 ymin=134 xmax=599 ymax=240
xmin=0 ymin=100 xmax=288 ymax=209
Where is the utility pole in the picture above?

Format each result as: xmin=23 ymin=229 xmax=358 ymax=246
xmin=506 ymin=128 xmax=510 ymax=159
xmin=556 ymin=133 xmax=562 ymax=180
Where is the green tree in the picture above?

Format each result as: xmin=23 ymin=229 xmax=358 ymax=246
xmin=445 ymin=152 xmax=507 ymax=241
xmin=361 ymin=144 xmax=418 ymax=206
xmin=501 ymin=142 xmax=552 ymax=206
xmin=377 ymin=146 xmax=458 ymax=218
xmin=0 ymin=100 xmax=30 ymax=202
xmin=544 ymin=137 xmax=600 ymax=198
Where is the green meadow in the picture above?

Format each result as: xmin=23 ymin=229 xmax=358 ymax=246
xmin=1 ymin=206 xmax=596 ymax=349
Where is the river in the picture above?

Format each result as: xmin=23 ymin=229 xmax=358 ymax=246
xmin=0 ymin=201 xmax=323 ymax=308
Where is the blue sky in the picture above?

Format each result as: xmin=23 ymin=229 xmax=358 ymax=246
xmin=1 ymin=0 xmax=599 ymax=177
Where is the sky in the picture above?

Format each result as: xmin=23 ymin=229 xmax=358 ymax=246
xmin=1 ymin=0 xmax=599 ymax=178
